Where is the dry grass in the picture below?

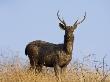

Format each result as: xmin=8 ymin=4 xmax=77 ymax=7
xmin=0 ymin=54 xmax=110 ymax=82
xmin=0 ymin=64 xmax=110 ymax=82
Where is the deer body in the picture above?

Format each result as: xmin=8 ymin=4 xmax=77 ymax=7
xmin=25 ymin=32 xmax=74 ymax=67
xmin=25 ymin=11 xmax=86 ymax=82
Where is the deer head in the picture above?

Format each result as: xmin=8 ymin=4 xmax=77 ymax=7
xmin=57 ymin=11 xmax=86 ymax=34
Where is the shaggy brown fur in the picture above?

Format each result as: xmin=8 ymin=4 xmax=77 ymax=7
xmin=25 ymin=11 xmax=86 ymax=81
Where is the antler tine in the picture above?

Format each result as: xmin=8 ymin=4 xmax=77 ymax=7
xmin=76 ymin=12 xmax=86 ymax=25
xmin=57 ymin=11 xmax=66 ymax=26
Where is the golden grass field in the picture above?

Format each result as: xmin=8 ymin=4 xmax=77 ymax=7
xmin=0 ymin=54 xmax=110 ymax=82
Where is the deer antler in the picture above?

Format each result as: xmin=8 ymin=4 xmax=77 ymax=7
xmin=57 ymin=11 xmax=66 ymax=26
xmin=74 ymin=12 xmax=86 ymax=25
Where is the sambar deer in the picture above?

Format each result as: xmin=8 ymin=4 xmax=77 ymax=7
xmin=25 ymin=11 xmax=86 ymax=82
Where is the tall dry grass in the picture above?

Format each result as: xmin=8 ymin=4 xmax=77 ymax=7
xmin=0 ymin=52 xmax=110 ymax=82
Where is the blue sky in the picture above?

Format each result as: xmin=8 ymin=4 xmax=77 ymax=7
xmin=0 ymin=0 xmax=110 ymax=64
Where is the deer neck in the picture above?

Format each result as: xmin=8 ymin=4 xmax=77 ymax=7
xmin=64 ymin=32 xmax=74 ymax=55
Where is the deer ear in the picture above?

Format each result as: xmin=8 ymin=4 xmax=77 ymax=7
xmin=59 ymin=23 xmax=66 ymax=30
